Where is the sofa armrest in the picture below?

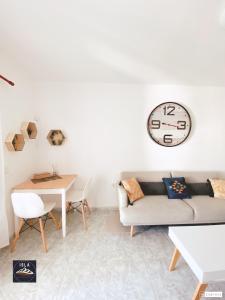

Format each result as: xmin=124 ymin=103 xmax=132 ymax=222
xmin=117 ymin=185 xmax=128 ymax=208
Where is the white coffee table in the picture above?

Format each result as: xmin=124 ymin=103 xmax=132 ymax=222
xmin=168 ymin=225 xmax=225 ymax=300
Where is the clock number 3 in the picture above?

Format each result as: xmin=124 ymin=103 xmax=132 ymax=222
xmin=163 ymin=105 xmax=175 ymax=116
xmin=177 ymin=120 xmax=186 ymax=130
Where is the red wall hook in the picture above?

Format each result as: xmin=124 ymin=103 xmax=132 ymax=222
xmin=0 ymin=74 xmax=15 ymax=86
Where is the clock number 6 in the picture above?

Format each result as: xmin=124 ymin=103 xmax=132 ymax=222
xmin=177 ymin=120 xmax=186 ymax=130
xmin=151 ymin=120 xmax=160 ymax=129
xmin=163 ymin=134 xmax=173 ymax=144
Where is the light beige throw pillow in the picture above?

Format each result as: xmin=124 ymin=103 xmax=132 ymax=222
xmin=209 ymin=179 xmax=225 ymax=199
xmin=121 ymin=177 xmax=144 ymax=203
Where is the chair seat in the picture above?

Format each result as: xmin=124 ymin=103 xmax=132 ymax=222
xmin=18 ymin=200 xmax=56 ymax=219
xmin=66 ymin=189 xmax=84 ymax=203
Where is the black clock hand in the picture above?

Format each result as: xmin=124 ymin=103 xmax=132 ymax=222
xmin=162 ymin=122 xmax=178 ymax=128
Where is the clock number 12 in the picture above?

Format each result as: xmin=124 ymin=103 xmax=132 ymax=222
xmin=163 ymin=105 xmax=175 ymax=116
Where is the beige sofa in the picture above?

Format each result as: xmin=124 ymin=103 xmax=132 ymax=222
xmin=118 ymin=171 xmax=225 ymax=236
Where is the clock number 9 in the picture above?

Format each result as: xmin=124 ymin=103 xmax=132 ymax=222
xmin=163 ymin=134 xmax=173 ymax=144
xmin=177 ymin=121 xmax=186 ymax=130
xmin=151 ymin=120 xmax=160 ymax=129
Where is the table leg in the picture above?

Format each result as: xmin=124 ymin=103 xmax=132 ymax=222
xmin=169 ymin=247 xmax=181 ymax=271
xmin=192 ymin=282 xmax=208 ymax=300
xmin=62 ymin=191 xmax=66 ymax=238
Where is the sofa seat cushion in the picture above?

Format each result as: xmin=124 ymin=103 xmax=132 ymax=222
xmin=119 ymin=195 xmax=194 ymax=226
xmin=184 ymin=196 xmax=225 ymax=223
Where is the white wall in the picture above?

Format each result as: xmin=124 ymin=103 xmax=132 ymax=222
xmin=0 ymin=55 xmax=38 ymax=242
xmin=34 ymin=83 xmax=225 ymax=208
xmin=1 ymin=63 xmax=224 ymax=239
xmin=0 ymin=121 xmax=8 ymax=248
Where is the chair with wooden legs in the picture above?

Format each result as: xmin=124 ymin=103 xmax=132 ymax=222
xmin=66 ymin=178 xmax=92 ymax=230
xmin=11 ymin=192 xmax=60 ymax=253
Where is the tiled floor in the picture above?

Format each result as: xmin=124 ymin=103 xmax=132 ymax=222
xmin=0 ymin=209 xmax=224 ymax=300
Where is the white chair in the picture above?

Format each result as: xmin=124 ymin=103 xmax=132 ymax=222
xmin=66 ymin=178 xmax=92 ymax=230
xmin=11 ymin=192 xmax=60 ymax=252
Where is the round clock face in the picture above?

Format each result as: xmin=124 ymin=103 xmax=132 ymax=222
xmin=147 ymin=102 xmax=191 ymax=147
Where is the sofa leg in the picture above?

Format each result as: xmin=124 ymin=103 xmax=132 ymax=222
xmin=130 ymin=225 xmax=134 ymax=237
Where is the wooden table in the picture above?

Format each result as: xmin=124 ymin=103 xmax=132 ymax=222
xmin=13 ymin=175 xmax=76 ymax=238
xmin=168 ymin=225 xmax=225 ymax=300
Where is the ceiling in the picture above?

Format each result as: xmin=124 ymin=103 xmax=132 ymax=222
xmin=1 ymin=0 xmax=225 ymax=84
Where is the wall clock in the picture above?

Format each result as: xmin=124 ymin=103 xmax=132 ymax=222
xmin=147 ymin=102 xmax=191 ymax=147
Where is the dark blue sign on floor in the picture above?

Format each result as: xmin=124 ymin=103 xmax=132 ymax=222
xmin=13 ymin=260 xmax=36 ymax=282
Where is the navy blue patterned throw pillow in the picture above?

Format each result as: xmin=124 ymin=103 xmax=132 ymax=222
xmin=162 ymin=177 xmax=192 ymax=199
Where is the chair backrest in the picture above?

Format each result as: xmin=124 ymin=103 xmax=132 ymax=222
xmin=11 ymin=193 xmax=44 ymax=219
xmin=83 ymin=178 xmax=92 ymax=198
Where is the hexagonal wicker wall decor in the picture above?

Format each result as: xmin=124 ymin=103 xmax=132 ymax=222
xmin=21 ymin=121 xmax=37 ymax=139
xmin=5 ymin=133 xmax=25 ymax=151
xmin=47 ymin=130 xmax=65 ymax=146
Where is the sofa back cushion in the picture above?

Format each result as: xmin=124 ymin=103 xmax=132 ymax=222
xmin=138 ymin=182 xmax=167 ymax=195
xmin=187 ymin=183 xmax=213 ymax=196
